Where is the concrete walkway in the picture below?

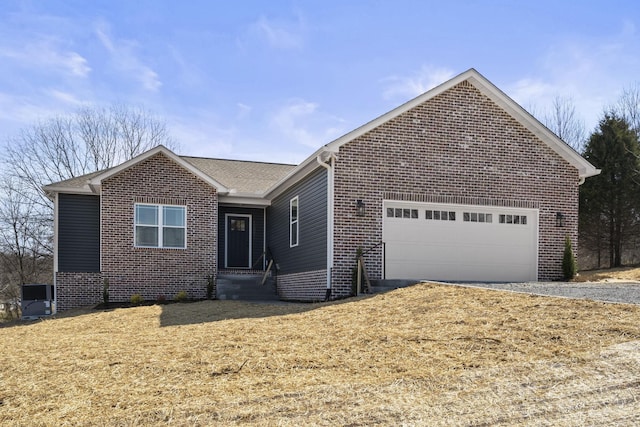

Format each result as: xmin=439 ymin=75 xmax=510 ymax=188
xmin=442 ymin=281 xmax=640 ymax=305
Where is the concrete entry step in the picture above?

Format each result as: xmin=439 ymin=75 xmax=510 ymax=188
xmin=216 ymin=274 xmax=279 ymax=301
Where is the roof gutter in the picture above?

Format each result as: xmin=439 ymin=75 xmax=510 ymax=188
xmin=316 ymin=151 xmax=336 ymax=300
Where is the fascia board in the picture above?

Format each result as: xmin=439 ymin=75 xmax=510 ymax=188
xmin=466 ymin=74 xmax=600 ymax=179
xmin=218 ymin=194 xmax=271 ymax=207
xmin=87 ymin=145 xmax=230 ymax=193
xmin=42 ymin=184 xmax=94 ymax=199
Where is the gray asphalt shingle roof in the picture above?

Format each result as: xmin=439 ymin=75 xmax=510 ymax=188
xmin=45 ymin=155 xmax=296 ymax=195
xmin=181 ymin=156 xmax=295 ymax=194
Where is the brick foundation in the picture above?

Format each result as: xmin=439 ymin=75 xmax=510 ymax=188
xmin=277 ymin=269 xmax=328 ymax=301
xmin=55 ymin=272 xmax=103 ymax=311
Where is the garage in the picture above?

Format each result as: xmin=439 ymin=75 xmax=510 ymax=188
xmin=383 ymin=201 xmax=538 ymax=282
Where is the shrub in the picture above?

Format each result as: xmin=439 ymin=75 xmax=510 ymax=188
xmin=130 ymin=294 xmax=144 ymax=305
xmin=562 ymin=235 xmax=577 ymax=280
xmin=102 ymin=278 xmax=109 ymax=304
xmin=174 ymin=290 xmax=188 ymax=302
xmin=206 ymin=275 xmax=215 ymax=300
xmin=156 ymin=295 xmax=167 ymax=304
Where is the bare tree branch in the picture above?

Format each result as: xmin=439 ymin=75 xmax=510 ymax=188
xmin=0 ymin=104 xmax=177 ymax=296
xmin=542 ymin=96 xmax=586 ymax=153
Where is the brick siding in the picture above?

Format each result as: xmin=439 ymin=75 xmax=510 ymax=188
xmin=330 ymin=81 xmax=579 ymax=298
xmin=55 ymin=272 xmax=103 ymax=311
xmin=99 ymin=153 xmax=217 ymax=304
xmin=277 ymin=269 xmax=328 ymax=301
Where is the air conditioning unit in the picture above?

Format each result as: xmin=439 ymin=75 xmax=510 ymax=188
xmin=21 ymin=284 xmax=55 ymax=320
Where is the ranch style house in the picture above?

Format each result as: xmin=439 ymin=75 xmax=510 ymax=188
xmin=44 ymin=69 xmax=599 ymax=311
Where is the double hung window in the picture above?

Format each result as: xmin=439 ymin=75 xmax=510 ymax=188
xmin=135 ymin=204 xmax=186 ymax=248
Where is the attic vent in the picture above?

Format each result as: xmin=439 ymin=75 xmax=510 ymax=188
xmin=459 ymin=80 xmax=472 ymax=87
xmin=135 ymin=196 xmax=187 ymax=206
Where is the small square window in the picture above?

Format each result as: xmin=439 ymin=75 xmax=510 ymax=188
xmin=499 ymin=214 xmax=505 ymax=224
xmin=230 ymin=219 xmax=246 ymax=232
xmin=463 ymin=212 xmax=470 ymax=222
xmin=440 ymin=211 xmax=447 ymax=221
xmin=426 ymin=210 xmax=433 ymax=220
xmin=470 ymin=213 xmax=478 ymax=222
xmin=449 ymin=211 xmax=456 ymax=221
xmin=514 ymin=216 xmax=521 ymax=224
xmin=395 ymin=208 xmax=402 ymax=218
xmin=486 ymin=214 xmax=493 ymax=223
xmin=387 ymin=208 xmax=394 ymax=218
xmin=434 ymin=211 xmax=441 ymax=220
xmin=506 ymin=215 xmax=513 ymax=224
xmin=521 ymin=216 xmax=527 ymax=225
xmin=403 ymin=209 xmax=410 ymax=218
xmin=479 ymin=213 xmax=485 ymax=223
xmin=411 ymin=209 xmax=418 ymax=219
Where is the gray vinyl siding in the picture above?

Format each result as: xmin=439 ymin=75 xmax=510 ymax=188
xmin=218 ymin=206 xmax=265 ymax=269
xmin=267 ymin=168 xmax=327 ymax=274
xmin=58 ymin=193 xmax=100 ymax=273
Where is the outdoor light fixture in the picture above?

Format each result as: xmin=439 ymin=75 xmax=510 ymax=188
xmin=356 ymin=199 xmax=366 ymax=217
xmin=556 ymin=212 xmax=564 ymax=227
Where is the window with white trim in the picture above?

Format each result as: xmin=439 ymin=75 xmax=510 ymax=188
xmin=290 ymin=196 xmax=299 ymax=247
xmin=135 ymin=204 xmax=186 ymax=248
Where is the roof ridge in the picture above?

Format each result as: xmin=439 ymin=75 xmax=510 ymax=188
xmin=180 ymin=155 xmax=296 ymax=167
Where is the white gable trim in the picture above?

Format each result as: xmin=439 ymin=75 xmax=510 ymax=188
xmin=87 ymin=145 xmax=230 ymax=194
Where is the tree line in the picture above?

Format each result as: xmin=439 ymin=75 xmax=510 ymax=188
xmin=541 ymin=84 xmax=640 ymax=269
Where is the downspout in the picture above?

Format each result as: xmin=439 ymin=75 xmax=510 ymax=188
xmin=316 ymin=152 xmax=335 ymax=300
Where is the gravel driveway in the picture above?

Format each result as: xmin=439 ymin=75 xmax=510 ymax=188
xmin=446 ymin=281 xmax=640 ymax=305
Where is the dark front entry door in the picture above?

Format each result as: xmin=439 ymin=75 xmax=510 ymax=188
xmin=226 ymin=214 xmax=252 ymax=268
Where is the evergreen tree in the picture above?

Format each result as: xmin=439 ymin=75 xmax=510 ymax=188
xmin=580 ymin=113 xmax=640 ymax=267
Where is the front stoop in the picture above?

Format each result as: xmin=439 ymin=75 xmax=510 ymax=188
xmin=216 ymin=274 xmax=280 ymax=301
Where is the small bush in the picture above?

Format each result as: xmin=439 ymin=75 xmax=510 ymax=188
xmin=102 ymin=278 xmax=110 ymax=304
xmin=206 ymin=275 xmax=215 ymax=300
xmin=130 ymin=294 xmax=144 ymax=305
xmin=562 ymin=235 xmax=577 ymax=280
xmin=174 ymin=290 xmax=188 ymax=302
xmin=156 ymin=295 xmax=167 ymax=304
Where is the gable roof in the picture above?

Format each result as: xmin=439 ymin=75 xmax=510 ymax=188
xmin=182 ymin=156 xmax=295 ymax=195
xmin=265 ymin=68 xmax=600 ymax=198
xmin=44 ymin=69 xmax=599 ymax=202
xmin=43 ymin=146 xmax=295 ymax=200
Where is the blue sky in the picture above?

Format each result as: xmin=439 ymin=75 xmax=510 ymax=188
xmin=1 ymin=0 xmax=638 ymax=164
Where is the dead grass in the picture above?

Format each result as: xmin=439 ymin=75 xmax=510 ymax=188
xmin=2 ymin=283 xmax=640 ymax=426
xmin=575 ymin=265 xmax=640 ymax=282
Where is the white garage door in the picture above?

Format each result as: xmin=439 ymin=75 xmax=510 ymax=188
xmin=383 ymin=201 xmax=538 ymax=282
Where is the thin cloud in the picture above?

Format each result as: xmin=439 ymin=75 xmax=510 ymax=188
xmin=236 ymin=103 xmax=252 ymax=120
xmin=253 ymin=15 xmax=303 ymax=49
xmin=510 ymin=22 xmax=640 ymax=132
xmin=0 ymin=40 xmax=90 ymax=78
xmin=94 ymin=20 xmax=162 ymax=92
xmin=382 ymin=65 xmax=456 ymax=101
xmin=270 ymin=99 xmax=345 ymax=148
xmin=47 ymin=89 xmax=85 ymax=106
xmin=240 ymin=13 xmax=306 ymax=51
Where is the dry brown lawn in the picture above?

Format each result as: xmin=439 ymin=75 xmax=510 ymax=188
xmin=576 ymin=265 xmax=640 ymax=282
xmin=2 ymin=283 xmax=640 ymax=426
